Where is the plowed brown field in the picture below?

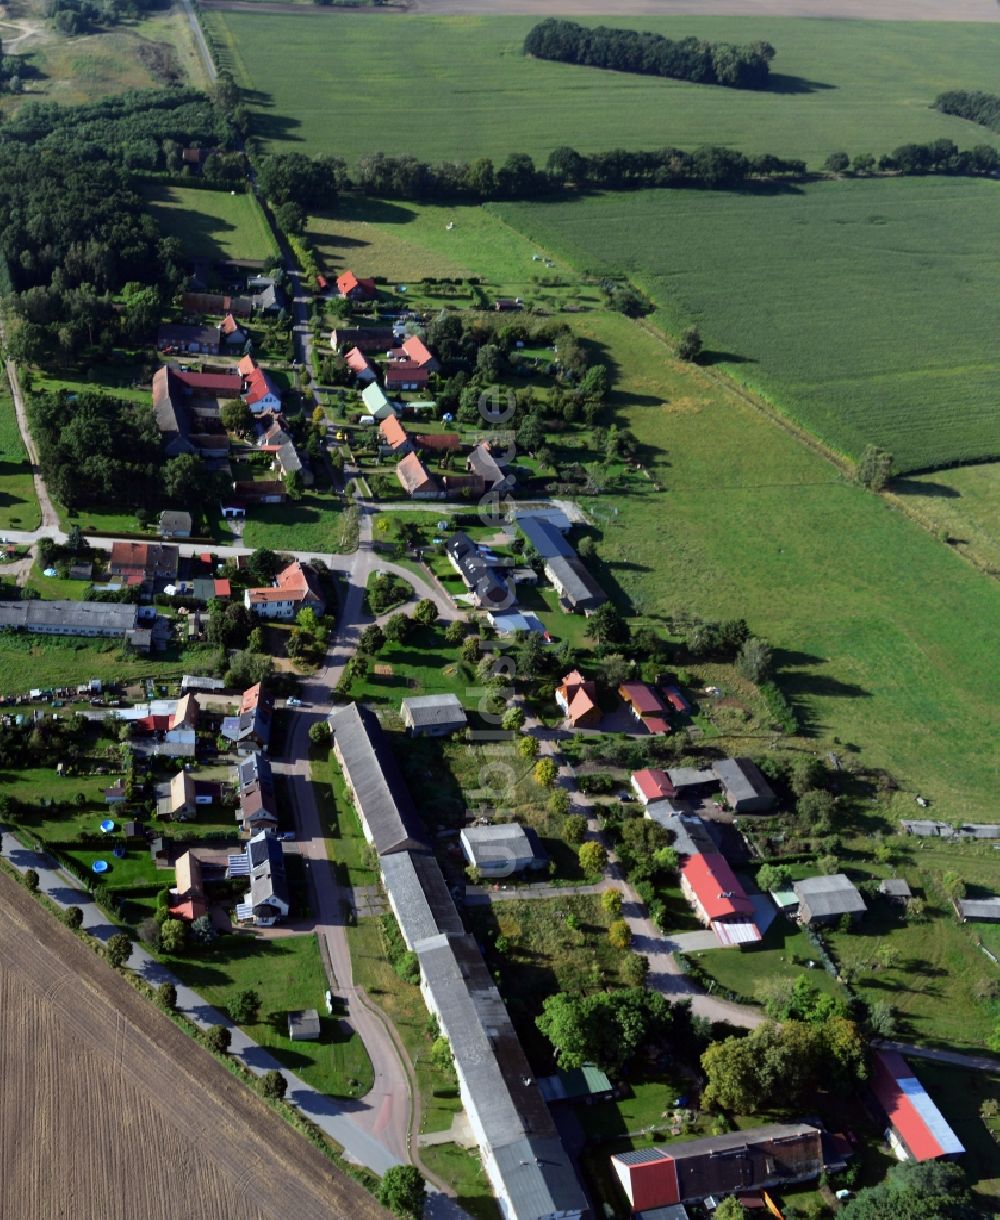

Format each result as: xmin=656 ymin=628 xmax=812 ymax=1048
xmin=0 ymin=869 xmax=388 ymax=1220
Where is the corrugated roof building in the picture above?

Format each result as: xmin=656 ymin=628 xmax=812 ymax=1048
xmin=871 ymin=1050 xmax=964 ymax=1162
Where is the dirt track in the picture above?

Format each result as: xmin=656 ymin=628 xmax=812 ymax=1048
xmin=203 ymin=0 xmax=1000 ymax=18
xmin=0 ymin=869 xmax=389 ymax=1220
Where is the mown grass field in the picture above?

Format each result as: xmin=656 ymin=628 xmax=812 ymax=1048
xmin=141 ymin=183 xmax=278 ymax=264
xmin=166 ymin=932 xmax=374 ymax=1099
xmin=496 ymin=177 xmax=1000 ymax=472
xmin=553 ymin=308 xmax=1000 ymax=821
xmin=898 ymin=462 xmax=1000 ymax=577
xmin=206 ymin=12 xmax=1000 ymax=167
xmin=0 ymin=386 xmax=40 ymax=531
xmin=0 ymin=634 xmax=216 ymax=694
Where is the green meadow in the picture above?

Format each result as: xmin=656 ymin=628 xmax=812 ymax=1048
xmin=563 ymin=309 xmax=1000 ymax=821
xmin=495 ymin=177 xmax=1000 ymax=471
xmin=207 ymin=11 xmax=1000 ymax=166
xmin=140 ymin=183 xmax=278 ymax=263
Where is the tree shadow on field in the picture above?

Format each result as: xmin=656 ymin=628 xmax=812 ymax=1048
xmin=766 ymin=73 xmax=837 ymax=96
xmin=890 ymin=477 xmax=961 ymax=500
xmin=699 ymin=349 xmax=756 ymax=367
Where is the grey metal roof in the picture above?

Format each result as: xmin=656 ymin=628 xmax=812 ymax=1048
xmin=517 ymin=515 xmax=574 ymax=560
xmin=544 ymin=555 xmax=606 ymax=610
xmin=0 ymin=600 xmax=138 ymax=634
xmin=958 ymin=898 xmax=1000 ymax=920
xmin=400 ymin=693 xmax=467 ymax=730
xmin=287 ymin=1009 xmax=321 ymax=1039
xmin=793 ymin=874 xmax=867 ymax=918
xmin=417 ymin=935 xmax=588 ymax=1219
xmin=645 ymin=809 xmax=717 ymax=857
xmin=379 ymin=851 xmax=465 ymax=949
xmin=712 ymin=756 xmax=775 ymax=808
xmin=467 ymin=442 xmax=506 ymax=485
xmin=461 ymin=823 xmax=538 ymax=869
xmin=158 ymin=510 xmax=192 ymax=532
xmin=879 ymin=878 xmax=912 ymax=897
xmin=667 ymin=767 xmax=718 ymax=790
xmin=328 ymin=703 xmax=429 ymax=855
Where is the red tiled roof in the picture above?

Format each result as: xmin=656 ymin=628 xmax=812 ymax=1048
xmin=379 ymin=414 xmax=408 ymax=449
xmin=175 ymin=369 xmax=242 ymax=394
xmin=244 ymin=368 xmax=279 ymax=406
xmin=415 ymin=433 xmax=461 ymax=452
xmin=110 ymin=541 xmax=149 ymax=570
xmin=401 ymin=335 xmax=434 ymax=367
xmin=214 ymin=579 xmax=231 ymax=597
xmin=619 ymin=682 xmax=669 ymax=716
xmin=385 ymin=361 xmax=429 ymax=387
xmin=220 ymin=313 xmax=242 ymax=335
xmin=396 ymin=452 xmax=436 ymax=494
xmin=237 ymin=355 xmax=257 ymax=377
xmin=682 ymin=853 xmax=755 ymax=920
xmin=170 ymin=898 xmax=208 ymax=921
xmin=632 ymin=768 xmax=675 ymax=801
xmin=337 ymin=271 xmax=360 ymax=295
xmin=345 ymin=346 xmax=371 ymax=374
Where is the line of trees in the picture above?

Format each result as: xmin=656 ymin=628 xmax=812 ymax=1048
xmin=825 ymin=138 xmax=1000 ymax=178
xmin=934 ymin=89 xmax=1000 ymax=133
xmin=523 ymin=18 xmax=775 ymax=89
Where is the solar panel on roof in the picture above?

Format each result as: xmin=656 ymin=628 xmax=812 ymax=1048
xmin=616 ymin=1148 xmax=669 ymax=1166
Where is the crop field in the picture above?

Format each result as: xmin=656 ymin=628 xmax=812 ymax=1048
xmin=0 ymin=868 xmax=386 ymax=1220
xmin=0 ymin=386 xmax=40 ymax=531
xmin=206 ymin=11 xmax=1000 ymax=166
xmin=141 ymin=184 xmax=279 ymax=264
xmin=496 ymin=177 xmax=1000 ymax=471
xmin=535 ymin=308 xmax=1000 ymax=820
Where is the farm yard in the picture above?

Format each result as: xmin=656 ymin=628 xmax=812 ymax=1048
xmin=0 ymin=868 xmax=385 ymax=1220
xmin=205 ymin=11 xmax=1000 ymax=166
xmin=141 ymin=183 xmax=279 ymax=264
xmin=495 ymin=176 xmax=1000 ymax=472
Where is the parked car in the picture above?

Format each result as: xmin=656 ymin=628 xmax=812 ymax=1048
xmin=286 ymin=697 xmax=303 ymax=707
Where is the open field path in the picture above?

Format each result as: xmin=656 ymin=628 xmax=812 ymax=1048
xmin=877 ymin=1039 xmax=1000 ymax=1072
xmin=0 ymin=861 xmax=392 ymax=1220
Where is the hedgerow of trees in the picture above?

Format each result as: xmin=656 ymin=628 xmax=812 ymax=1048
xmin=523 ymin=19 xmax=775 ymax=89
xmin=934 ymin=89 xmax=1000 ymax=133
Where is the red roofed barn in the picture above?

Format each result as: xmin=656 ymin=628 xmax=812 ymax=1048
xmin=680 ymin=853 xmax=760 ymax=945
xmin=871 ymin=1050 xmax=965 ymax=1163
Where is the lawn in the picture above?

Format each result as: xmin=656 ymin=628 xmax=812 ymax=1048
xmin=513 ymin=308 xmax=1000 ymax=824
xmin=495 ymin=176 xmax=1000 ymax=472
xmin=206 ymin=12 xmax=1000 ymax=168
xmin=313 ymin=754 xmax=380 ymax=892
xmin=307 ymin=195 xmax=578 ymax=290
xmin=418 ymin=1143 xmax=499 ymax=1220
xmin=912 ymin=1062 xmax=1000 ymax=1207
xmin=0 ymin=384 xmax=39 ymax=531
xmin=689 ymin=918 xmax=847 ymax=1007
xmin=140 ymin=183 xmax=279 ymax=264
xmin=166 ymin=931 xmax=374 ymax=1099
xmin=241 ymin=490 xmax=346 ymax=552
xmin=345 ymin=622 xmax=474 ymax=711
xmin=898 ymin=461 xmax=1000 ymax=577
xmin=0 ymin=633 xmax=217 ymax=695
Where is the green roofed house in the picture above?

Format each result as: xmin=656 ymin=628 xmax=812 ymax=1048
xmin=538 ymin=1064 xmax=613 ymax=1105
xmin=361 ymin=383 xmax=394 ymax=420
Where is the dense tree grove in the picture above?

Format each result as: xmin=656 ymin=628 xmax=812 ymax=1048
xmin=47 ymin=0 xmax=167 ymax=36
xmin=934 ymin=89 xmax=1000 ymax=133
xmin=0 ymin=90 xmax=231 ymax=363
xmin=256 ymin=152 xmax=346 ymax=208
xmin=523 ymin=19 xmax=775 ymax=89
xmin=839 ymin=1160 xmax=976 ymax=1220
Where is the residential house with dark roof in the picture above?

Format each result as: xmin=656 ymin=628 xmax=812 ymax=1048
xmin=546 ymin=554 xmax=607 ymax=614
xmin=235 ymin=752 xmax=279 ymax=835
xmin=332 ymin=326 xmax=394 ymax=353
xmin=229 ymin=480 xmax=286 ymax=507
xmin=618 ymin=682 xmax=671 ymax=735
xmin=517 ymin=514 xmax=576 ymax=560
xmin=151 ymin=366 xmax=196 ymax=458
xmin=220 ymin=683 xmax=273 ymax=754
xmin=158 ymin=510 xmax=192 ymax=540
xmin=400 ymin=694 xmax=468 ymax=737
xmin=444 ymin=532 xmax=515 ymax=612
xmin=467 ymin=441 xmax=513 ymax=492
xmin=712 ymin=756 xmax=776 ymax=813
xmin=182 ymin=292 xmax=253 ymax=318
xmin=385 ymin=360 xmax=430 ymax=392
xmin=612 ymin=1123 xmax=825 ymax=1211
xmin=241 ymin=831 xmax=289 ymax=926
xmin=244 ymin=560 xmax=325 ymax=620
xmin=109 ymin=541 xmax=179 ymax=591
xmin=396 ymin=453 xmax=439 ymax=499
xmin=157 ymin=323 xmax=220 ymax=355
xmin=793 ymin=874 xmax=867 ymax=926
xmin=219 ymin=313 xmax=247 ymax=348
xmin=556 ymin=670 xmax=602 ymax=729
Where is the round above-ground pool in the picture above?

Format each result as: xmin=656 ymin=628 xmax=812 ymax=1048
xmin=100 ymin=819 xmax=115 ymax=833
xmin=91 ymin=859 xmax=109 ymax=875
